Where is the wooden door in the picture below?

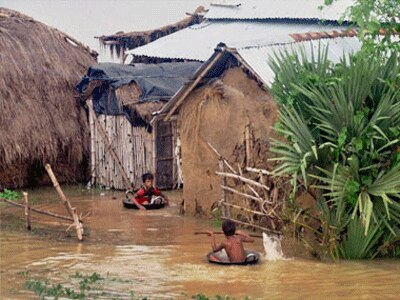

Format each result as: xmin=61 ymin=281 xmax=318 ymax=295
xmin=155 ymin=121 xmax=174 ymax=189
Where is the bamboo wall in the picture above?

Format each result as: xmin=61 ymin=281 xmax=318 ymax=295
xmin=89 ymin=111 xmax=154 ymax=189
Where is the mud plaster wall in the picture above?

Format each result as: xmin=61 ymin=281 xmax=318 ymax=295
xmin=178 ymin=67 xmax=278 ymax=215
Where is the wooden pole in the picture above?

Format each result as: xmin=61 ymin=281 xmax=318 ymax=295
xmin=245 ymin=125 xmax=253 ymax=167
xmin=45 ymin=164 xmax=83 ymax=241
xmin=245 ymin=166 xmax=272 ymax=175
xmin=22 ymin=192 xmax=31 ymax=230
xmin=87 ymin=101 xmax=131 ymax=190
xmin=216 ymin=171 xmax=270 ymax=191
xmin=194 ymin=231 xmax=263 ymax=239
xmin=89 ymin=99 xmax=97 ymax=187
xmin=207 ymin=142 xmax=237 ymax=174
xmin=219 ymin=159 xmax=230 ymax=218
xmin=221 ymin=202 xmax=266 ymax=216
xmin=221 ymin=217 xmax=281 ymax=235
xmin=0 ymin=198 xmax=76 ymax=222
xmin=221 ymin=185 xmax=262 ymax=202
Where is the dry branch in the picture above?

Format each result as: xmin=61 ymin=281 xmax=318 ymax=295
xmin=0 ymin=198 xmax=75 ymax=222
xmin=194 ymin=231 xmax=263 ymax=239
xmin=245 ymin=166 xmax=272 ymax=175
xmin=221 ymin=202 xmax=265 ymax=216
xmin=221 ymin=185 xmax=262 ymax=202
xmin=216 ymin=171 xmax=270 ymax=191
xmin=208 ymin=142 xmax=237 ymax=174
xmin=221 ymin=217 xmax=281 ymax=235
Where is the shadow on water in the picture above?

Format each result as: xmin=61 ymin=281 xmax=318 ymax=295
xmin=1 ymin=186 xmax=400 ymax=299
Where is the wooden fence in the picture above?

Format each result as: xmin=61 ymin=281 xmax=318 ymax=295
xmin=89 ymin=111 xmax=153 ymax=190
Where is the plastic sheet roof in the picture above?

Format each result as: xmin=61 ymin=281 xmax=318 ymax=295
xmin=126 ymin=21 xmax=347 ymax=62
xmin=206 ymin=0 xmax=353 ymax=21
xmin=236 ymin=36 xmax=362 ymax=87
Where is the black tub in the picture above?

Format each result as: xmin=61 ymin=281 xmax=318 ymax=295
xmin=122 ymin=199 xmax=165 ymax=210
xmin=207 ymin=250 xmax=260 ymax=265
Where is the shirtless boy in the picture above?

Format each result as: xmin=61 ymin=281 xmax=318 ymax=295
xmin=208 ymin=219 xmax=254 ymax=263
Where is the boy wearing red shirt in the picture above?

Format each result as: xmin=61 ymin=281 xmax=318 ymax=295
xmin=126 ymin=173 xmax=169 ymax=210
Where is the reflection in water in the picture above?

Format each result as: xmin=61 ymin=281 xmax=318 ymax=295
xmin=1 ymin=188 xmax=400 ymax=299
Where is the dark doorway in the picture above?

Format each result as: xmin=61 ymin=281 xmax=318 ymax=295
xmin=155 ymin=121 xmax=174 ymax=189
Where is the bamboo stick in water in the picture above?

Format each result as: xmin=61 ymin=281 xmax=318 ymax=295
xmin=45 ymin=164 xmax=83 ymax=241
xmin=23 ymin=192 xmax=31 ymax=230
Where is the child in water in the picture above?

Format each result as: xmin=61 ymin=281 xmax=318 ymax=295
xmin=126 ymin=173 xmax=169 ymax=210
xmin=207 ymin=219 xmax=254 ymax=263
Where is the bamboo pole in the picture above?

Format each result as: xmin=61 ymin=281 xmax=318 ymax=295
xmin=221 ymin=185 xmax=262 ymax=203
xmin=245 ymin=125 xmax=253 ymax=167
xmin=22 ymin=192 xmax=31 ymax=230
xmin=219 ymin=159 xmax=230 ymax=218
xmin=221 ymin=217 xmax=281 ymax=235
xmin=207 ymin=142 xmax=237 ymax=174
xmin=216 ymin=171 xmax=270 ymax=191
xmin=221 ymin=202 xmax=265 ymax=216
xmin=45 ymin=164 xmax=83 ymax=241
xmin=89 ymin=100 xmax=97 ymax=187
xmin=194 ymin=231 xmax=263 ymax=239
xmin=0 ymin=198 xmax=76 ymax=222
xmin=245 ymin=166 xmax=272 ymax=175
xmin=87 ymin=101 xmax=131 ymax=190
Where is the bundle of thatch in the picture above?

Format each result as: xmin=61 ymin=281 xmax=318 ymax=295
xmin=0 ymin=8 xmax=97 ymax=188
xmin=97 ymin=6 xmax=206 ymax=53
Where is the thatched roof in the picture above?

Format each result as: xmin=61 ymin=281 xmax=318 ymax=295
xmin=0 ymin=8 xmax=97 ymax=188
xmin=97 ymin=6 xmax=206 ymax=57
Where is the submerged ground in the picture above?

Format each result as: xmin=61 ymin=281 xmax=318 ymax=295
xmin=1 ymin=187 xmax=400 ymax=299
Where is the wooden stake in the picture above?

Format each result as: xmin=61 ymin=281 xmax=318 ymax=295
xmin=71 ymin=207 xmax=83 ymax=241
xmin=22 ymin=192 xmax=31 ymax=230
xmin=45 ymin=164 xmax=84 ymax=241
xmin=87 ymin=101 xmax=131 ymax=190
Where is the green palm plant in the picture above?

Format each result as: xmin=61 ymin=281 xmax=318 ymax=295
xmin=270 ymin=46 xmax=400 ymax=259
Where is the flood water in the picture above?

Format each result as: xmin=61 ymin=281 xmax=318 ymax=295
xmin=1 ymin=187 xmax=400 ymax=299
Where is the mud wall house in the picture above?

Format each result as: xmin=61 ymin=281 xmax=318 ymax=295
xmin=118 ymin=0 xmax=359 ymax=214
xmin=0 ymin=8 xmax=97 ymax=188
xmin=154 ymin=33 xmax=361 ymax=215
xmin=76 ymin=62 xmax=201 ymax=190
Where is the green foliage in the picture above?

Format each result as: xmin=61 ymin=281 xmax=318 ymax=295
xmin=0 ymin=189 xmax=20 ymax=200
xmin=270 ymin=46 xmax=400 ymax=259
xmin=212 ymin=208 xmax=223 ymax=229
xmin=339 ymin=215 xmax=384 ymax=259
xmin=25 ymin=272 xmax=104 ymax=299
xmin=324 ymin=0 xmax=400 ymax=53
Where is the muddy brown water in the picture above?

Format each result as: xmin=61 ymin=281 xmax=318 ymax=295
xmin=1 ymin=187 xmax=400 ymax=299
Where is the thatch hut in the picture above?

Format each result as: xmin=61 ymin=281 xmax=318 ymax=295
xmin=155 ymin=33 xmax=361 ymax=215
xmin=0 ymin=8 xmax=97 ymax=188
xmin=76 ymin=62 xmax=201 ymax=190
